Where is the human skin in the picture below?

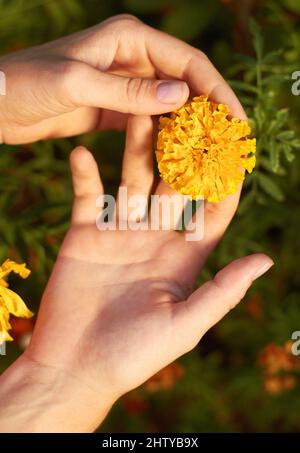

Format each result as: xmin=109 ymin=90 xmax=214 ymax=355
xmin=0 ymin=115 xmax=273 ymax=432
xmin=0 ymin=14 xmax=246 ymax=145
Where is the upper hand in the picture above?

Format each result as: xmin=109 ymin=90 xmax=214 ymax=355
xmin=0 ymin=14 xmax=246 ymax=144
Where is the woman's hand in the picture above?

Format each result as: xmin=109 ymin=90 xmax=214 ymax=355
xmin=0 ymin=116 xmax=272 ymax=432
xmin=0 ymin=14 xmax=245 ymax=144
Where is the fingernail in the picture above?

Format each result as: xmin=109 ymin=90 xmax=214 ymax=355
xmin=253 ymin=260 xmax=274 ymax=280
xmin=156 ymin=81 xmax=187 ymax=104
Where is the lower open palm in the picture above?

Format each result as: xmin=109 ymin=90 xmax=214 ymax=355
xmin=25 ymin=116 xmax=272 ymax=429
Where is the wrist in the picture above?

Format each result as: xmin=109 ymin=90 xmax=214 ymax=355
xmin=0 ymin=352 xmax=114 ymax=432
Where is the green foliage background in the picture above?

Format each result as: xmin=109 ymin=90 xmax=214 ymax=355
xmin=0 ymin=0 xmax=300 ymax=432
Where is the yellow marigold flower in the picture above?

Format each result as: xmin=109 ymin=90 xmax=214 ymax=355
xmin=156 ymin=95 xmax=256 ymax=202
xmin=0 ymin=259 xmax=33 ymax=342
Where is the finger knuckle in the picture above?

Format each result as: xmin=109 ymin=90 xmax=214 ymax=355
xmin=195 ymin=49 xmax=210 ymax=62
xmin=59 ymin=60 xmax=78 ymax=89
xmin=120 ymin=174 xmax=152 ymax=191
xmin=108 ymin=14 xmax=142 ymax=28
xmin=125 ymin=78 xmax=152 ymax=112
xmin=59 ymin=60 xmax=86 ymax=106
xmin=115 ymin=13 xmax=140 ymax=22
xmin=60 ymin=60 xmax=78 ymax=81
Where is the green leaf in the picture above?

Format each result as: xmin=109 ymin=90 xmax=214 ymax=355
xmin=238 ymin=191 xmax=255 ymax=215
xmin=260 ymin=156 xmax=286 ymax=175
xmin=257 ymin=173 xmax=284 ymax=201
xmin=253 ymin=105 xmax=266 ymax=133
xmin=262 ymin=49 xmax=283 ymax=64
xmin=276 ymin=108 xmax=289 ymax=123
xmin=282 ymin=143 xmax=295 ymax=162
xmin=261 ymin=74 xmax=287 ymax=85
xmin=249 ymin=18 xmax=264 ymax=60
xmin=235 ymin=53 xmax=257 ymax=67
xmin=228 ymin=80 xmax=258 ymax=93
xmin=238 ymin=96 xmax=255 ymax=107
xmin=277 ymin=130 xmax=295 ymax=141
xmin=266 ymin=109 xmax=288 ymax=134
xmin=290 ymin=139 xmax=300 ymax=148
xmin=269 ymin=140 xmax=280 ymax=173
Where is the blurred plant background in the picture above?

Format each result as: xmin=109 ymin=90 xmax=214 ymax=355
xmin=0 ymin=0 xmax=300 ymax=433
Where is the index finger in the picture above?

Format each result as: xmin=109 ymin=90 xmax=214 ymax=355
xmin=144 ymin=26 xmax=247 ymax=119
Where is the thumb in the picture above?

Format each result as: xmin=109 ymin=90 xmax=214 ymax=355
xmin=64 ymin=61 xmax=190 ymax=115
xmin=175 ymin=254 xmax=273 ymax=350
